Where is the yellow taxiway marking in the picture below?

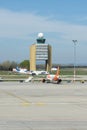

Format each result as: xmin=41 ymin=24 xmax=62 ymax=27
xmin=22 ymin=102 xmax=31 ymax=106
xmin=22 ymin=102 xmax=45 ymax=107
xmin=1 ymin=90 xmax=31 ymax=104
xmin=36 ymin=102 xmax=45 ymax=106
xmin=1 ymin=90 xmax=45 ymax=107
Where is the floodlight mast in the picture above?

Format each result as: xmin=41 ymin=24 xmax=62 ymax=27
xmin=72 ymin=40 xmax=78 ymax=82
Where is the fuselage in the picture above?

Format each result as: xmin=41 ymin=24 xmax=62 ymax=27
xmin=47 ymin=74 xmax=59 ymax=81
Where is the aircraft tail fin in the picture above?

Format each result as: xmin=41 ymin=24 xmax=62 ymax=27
xmin=56 ymin=66 xmax=60 ymax=76
xmin=16 ymin=66 xmax=20 ymax=71
xmin=53 ymin=66 xmax=60 ymax=81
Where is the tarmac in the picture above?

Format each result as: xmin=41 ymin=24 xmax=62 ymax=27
xmin=0 ymin=81 xmax=87 ymax=129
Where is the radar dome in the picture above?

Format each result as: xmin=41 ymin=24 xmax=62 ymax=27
xmin=38 ymin=33 xmax=44 ymax=38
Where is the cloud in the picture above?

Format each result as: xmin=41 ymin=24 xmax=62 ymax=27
xmin=0 ymin=9 xmax=87 ymax=42
xmin=0 ymin=9 xmax=87 ymax=64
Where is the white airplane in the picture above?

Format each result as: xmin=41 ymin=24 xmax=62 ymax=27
xmin=13 ymin=67 xmax=30 ymax=74
xmin=42 ymin=66 xmax=62 ymax=84
xmin=13 ymin=67 xmax=49 ymax=75
xmin=51 ymin=67 xmax=57 ymax=71
xmin=31 ymin=70 xmax=49 ymax=75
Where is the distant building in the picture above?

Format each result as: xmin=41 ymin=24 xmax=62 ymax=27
xmin=30 ymin=33 xmax=52 ymax=72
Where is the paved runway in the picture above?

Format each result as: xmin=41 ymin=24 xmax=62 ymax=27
xmin=0 ymin=81 xmax=87 ymax=129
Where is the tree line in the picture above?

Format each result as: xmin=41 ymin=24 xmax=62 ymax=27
xmin=0 ymin=60 xmax=30 ymax=71
xmin=0 ymin=60 xmax=87 ymax=71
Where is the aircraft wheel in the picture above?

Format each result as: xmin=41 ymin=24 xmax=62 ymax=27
xmin=57 ymin=79 xmax=62 ymax=84
xmin=42 ymin=79 xmax=45 ymax=83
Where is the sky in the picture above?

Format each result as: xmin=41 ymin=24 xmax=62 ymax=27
xmin=0 ymin=0 xmax=87 ymax=65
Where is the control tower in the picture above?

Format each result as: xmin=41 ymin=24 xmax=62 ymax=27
xmin=30 ymin=33 xmax=52 ymax=72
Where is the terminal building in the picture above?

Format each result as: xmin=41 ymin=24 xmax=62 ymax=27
xmin=30 ymin=33 xmax=52 ymax=72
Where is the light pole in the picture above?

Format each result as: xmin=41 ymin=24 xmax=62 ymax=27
xmin=72 ymin=40 xmax=78 ymax=82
